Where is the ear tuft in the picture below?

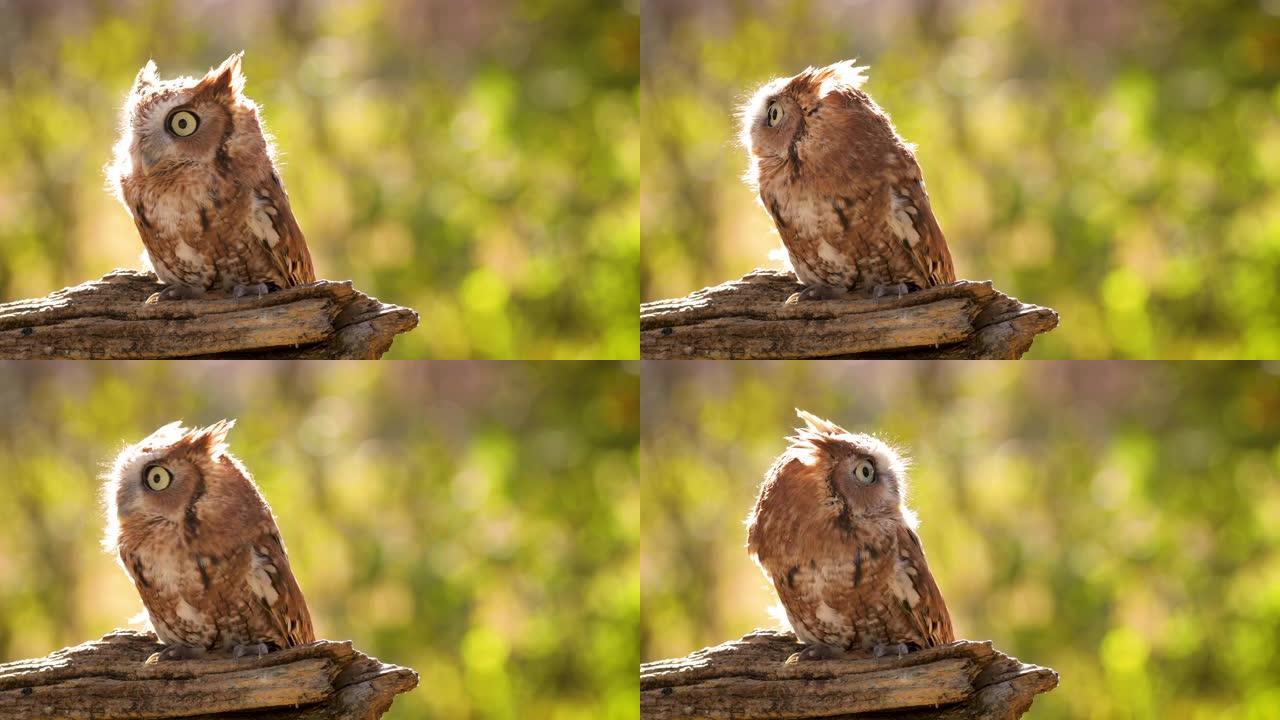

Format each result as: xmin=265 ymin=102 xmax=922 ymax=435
xmin=196 ymin=51 xmax=246 ymax=100
xmin=794 ymin=408 xmax=848 ymax=436
xmin=133 ymin=59 xmax=159 ymax=89
xmin=194 ymin=419 xmax=236 ymax=456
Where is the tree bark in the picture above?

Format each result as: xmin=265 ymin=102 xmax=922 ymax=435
xmin=641 ymin=630 xmax=1058 ymax=720
xmin=0 ymin=270 xmax=419 ymax=359
xmin=0 ymin=630 xmax=418 ymax=720
xmin=640 ymin=270 xmax=1058 ymax=359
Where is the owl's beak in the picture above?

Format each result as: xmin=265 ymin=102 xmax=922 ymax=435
xmin=139 ymin=146 xmax=165 ymax=176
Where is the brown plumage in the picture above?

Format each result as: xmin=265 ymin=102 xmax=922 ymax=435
xmin=107 ymin=53 xmax=315 ymax=303
xmin=102 ymin=420 xmax=314 ymax=662
xmin=741 ymin=61 xmax=956 ymax=303
xmin=746 ymin=410 xmax=953 ymax=662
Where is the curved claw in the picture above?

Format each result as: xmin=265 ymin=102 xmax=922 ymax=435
xmin=145 ymin=644 xmax=207 ymax=664
xmin=785 ymin=643 xmax=847 ymax=664
xmin=145 ymin=284 xmax=205 ymax=304
xmin=232 ymin=642 xmax=271 ymax=659
xmin=232 ymin=283 xmax=270 ymax=299
xmin=872 ymin=642 xmax=911 ymax=659
xmin=785 ymin=284 xmax=850 ymax=304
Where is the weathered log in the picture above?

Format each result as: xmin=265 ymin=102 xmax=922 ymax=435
xmin=0 ymin=270 xmax=419 ymax=359
xmin=0 ymin=629 xmax=418 ymax=720
xmin=641 ymin=630 xmax=1058 ymax=720
xmin=640 ymin=270 xmax=1058 ymax=359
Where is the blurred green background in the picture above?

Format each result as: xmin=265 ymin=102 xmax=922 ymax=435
xmin=641 ymin=361 xmax=1280 ymax=719
xmin=0 ymin=0 xmax=638 ymax=359
xmin=0 ymin=361 xmax=639 ymax=720
xmin=641 ymin=0 xmax=1280 ymax=358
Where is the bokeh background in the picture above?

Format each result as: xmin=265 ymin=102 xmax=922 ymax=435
xmin=641 ymin=361 xmax=1280 ymax=719
xmin=641 ymin=0 xmax=1280 ymax=358
xmin=0 ymin=0 xmax=638 ymax=359
xmin=0 ymin=361 xmax=639 ymax=720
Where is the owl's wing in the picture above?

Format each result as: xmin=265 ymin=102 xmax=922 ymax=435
xmin=889 ymin=179 xmax=956 ymax=288
xmin=255 ymin=174 xmax=316 ymax=287
xmin=894 ymin=524 xmax=954 ymax=647
xmin=249 ymin=528 xmax=315 ymax=647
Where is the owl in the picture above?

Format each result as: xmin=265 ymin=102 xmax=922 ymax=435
xmin=102 ymin=420 xmax=314 ymax=662
xmin=107 ymin=52 xmax=315 ymax=303
xmin=746 ymin=410 xmax=953 ymax=662
xmin=741 ymin=61 xmax=956 ymax=303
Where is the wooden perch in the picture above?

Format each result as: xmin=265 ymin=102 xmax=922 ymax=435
xmin=0 ymin=629 xmax=418 ymax=720
xmin=641 ymin=630 xmax=1058 ymax=720
xmin=641 ymin=270 xmax=1058 ymax=359
xmin=0 ymin=270 xmax=419 ymax=359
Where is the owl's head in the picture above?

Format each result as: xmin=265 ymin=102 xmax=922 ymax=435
xmin=785 ymin=409 xmax=915 ymax=526
xmin=102 ymin=419 xmax=251 ymax=551
xmin=109 ymin=52 xmax=264 ymax=182
xmin=739 ymin=61 xmax=869 ymax=184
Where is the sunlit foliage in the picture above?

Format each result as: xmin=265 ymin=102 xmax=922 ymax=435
xmin=641 ymin=361 xmax=1280 ymax=719
xmin=0 ymin=361 xmax=639 ymax=720
xmin=0 ymin=0 xmax=639 ymax=358
xmin=641 ymin=0 xmax=1280 ymax=358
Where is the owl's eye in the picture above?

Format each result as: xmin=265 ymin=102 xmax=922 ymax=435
xmin=852 ymin=459 xmax=876 ymax=484
xmin=767 ymin=102 xmax=784 ymax=127
xmin=143 ymin=465 xmax=173 ymax=491
xmin=166 ymin=110 xmax=199 ymax=137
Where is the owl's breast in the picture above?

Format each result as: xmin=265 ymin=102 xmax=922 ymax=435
xmin=762 ymin=183 xmax=866 ymax=290
xmin=121 ymin=529 xmax=256 ymax=649
xmin=125 ymin=167 xmax=250 ymax=290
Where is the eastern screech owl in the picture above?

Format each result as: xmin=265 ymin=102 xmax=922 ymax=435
xmin=107 ymin=53 xmax=315 ymax=303
xmin=741 ymin=61 xmax=956 ymax=303
xmin=746 ymin=410 xmax=953 ymax=662
xmin=102 ymin=420 xmax=314 ymax=662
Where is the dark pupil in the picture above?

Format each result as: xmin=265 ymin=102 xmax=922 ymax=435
xmin=177 ymin=118 xmax=187 ymax=128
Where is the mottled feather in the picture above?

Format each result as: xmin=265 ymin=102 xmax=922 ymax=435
xmin=747 ymin=409 xmax=953 ymax=658
xmin=103 ymin=420 xmax=314 ymax=660
xmin=107 ymin=53 xmax=315 ymax=301
xmin=742 ymin=61 xmax=955 ymax=299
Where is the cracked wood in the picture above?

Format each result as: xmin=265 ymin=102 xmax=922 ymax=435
xmin=0 ymin=270 xmax=418 ymax=359
xmin=641 ymin=270 xmax=1058 ymax=359
xmin=641 ymin=630 xmax=1058 ymax=720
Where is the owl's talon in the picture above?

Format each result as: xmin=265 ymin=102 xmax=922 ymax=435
xmin=785 ymin=285 xmax=849 ymax=304
xmin=145 ymin=644 xmax=207 ymax=664
xmin=870 ymin=283 xmax=911 ymax=299
xmin=785 ymin=644 xmax=847 ymax=663
xmin=232 ymin=642 xmax=271 ymax=659
xmin=872 ymin=642 xmax=911 ymax=659
xmin=145 ymin=284 xmax=205 ymax=304
xmin=232 ymin=283 xmax=270 ymax=299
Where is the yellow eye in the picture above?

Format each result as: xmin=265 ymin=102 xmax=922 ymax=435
xmin=167 ymin=110 xmax=199 ymax=137
xmin=767 ymin=102 xmax=784 ymax=127
xmin=853 ymin=459 xmax=876 ymax=484
xmin=144 ymin=465 xmax=172 ymax=491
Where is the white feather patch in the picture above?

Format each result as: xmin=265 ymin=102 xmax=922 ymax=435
xmin=247 ymin=194 xmax=281 ymax=248
xmin=248 ymin=548 xmax=280 ymax=606
xmin=175 ymin=597 xmax=205 ymax=626
xmin=174 ymin=239 xmax=202 ymax=267
xmin=888 ymin=192 xmax=922 ymax=248
xmin=890 ymin=558 xmax=922 ymax=608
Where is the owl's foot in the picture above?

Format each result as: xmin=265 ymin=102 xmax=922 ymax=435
xmin=145 ymin=644 xmax=207 ymax=664
xmin=870 ymin=283 xmax=911 ymax=299
xmin=145 ymin=284 xmax=205 ymax=304
xmin=232 ymin=282 xmax=271 ymax=299
xmin=785 ymin=643 xmax=848 ymax=664
xmin=232 ymin=642 xmax=272 ymax=659
xmin=785 ymin=285 xmax=849 ymax=304
xmin=872 ymin=642 xmax=912 ymax=658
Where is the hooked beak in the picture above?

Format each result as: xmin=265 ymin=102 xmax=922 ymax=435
xmin=139 ymin=145 xmax=164 ymax=176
